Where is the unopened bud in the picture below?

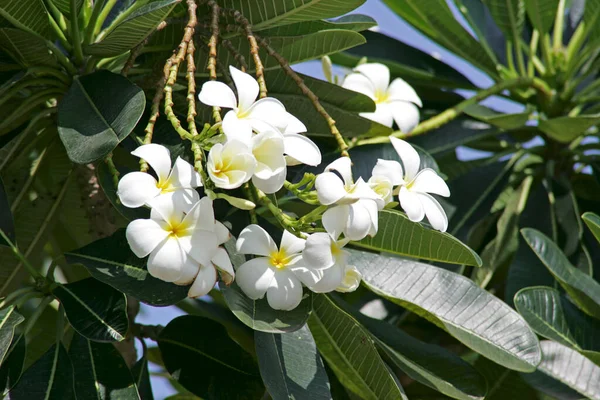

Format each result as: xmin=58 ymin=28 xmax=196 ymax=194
xmin=322 ymin=55 xmax=333 ymax=82
xmin=217 ymin=193 xmax=255 ymax=210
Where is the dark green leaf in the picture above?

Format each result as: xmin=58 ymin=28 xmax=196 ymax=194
xmin=463 ymin=104 xmax=531 ymax=130
xmin=65 ymin=230 xmax=189 ymax=306
xmin=524 ymin=0 xmax=559 ymax=33
xmin=255 ymin=325 xmax=331 ymax=400
xmin=58 ymin=70 xmax=145 ymax=164
xmin=409 ymin=119 xmax=495 ymax=156
xmin=158 ymin=315 xmax=264 ymax=400
xmin=353 ymin=250 xmax=541 ymax=372
xmin=582 ymin=212 xmax=600 ymax=244
xmin=482 ymin=0 xmax=526 ymax=38
xmin=0 ymin=306 xmax=23 ymax=364
xmin=538 ymin=113 xmax=600 ymax=143
xmin=132 ymin=341 xmax=154 ymax=400
xmin=255 ymin=14 xmax=376 ymax=36
xmin=52 ymin=277 xmax=128 ymax=342
xmin=522 ymin=228 xmax=600 ymax=319
xmin=308 ymin=294 xmax=406 ymax=400
xmin=473 ymin=357 xmax=540 ymax=400
xmin=354 ymin=209 xmax=482 ymax=267
xmin=51 ymin=0 xmax=82 ymax=17
xmin=0 ymin=176 xmax=13 ymax=246
xmin=0 ymin=334 xmax=25 ymax=394
xmin=0 ymin=0 xmax=51 ymax=37
xmin=6 ymin=343 xmax=74 ymax=399
xmin=0 ymin=28 xmax=57 ymax=67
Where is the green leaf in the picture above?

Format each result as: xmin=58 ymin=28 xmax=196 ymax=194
xmin=536 ymin=340 xmax=600 ymax=400
xmin=353 ymin=250 xmax=541 ymax=372
xmin=0 ymin=334 xmax=25 ymax=394
xmin=582 ymin=212 xmax=600 ymax=244
xmin=524 ymin=0 xmax=559 ymax=33
xmin=64 ymin=230 xmax=189 ymax=307
xmin=308 ymin=294 xmax=406 ymax=400
xmin=463 ymin=104 xmax=531 ymax=130
xmin=6 ymin=343 xmax=74 ymax=399
xmin=85 ymin=0 xmax=179 ymax=57
xmin=0 ymin=176 xmax=14 ymax=246
xmin=538 ymin=113 xmax=600 ymax=143
xmin=132 ymin=341 xmax=154 ymax=400
xmin=473 ymin=357 xmax=539 ymax=400
xmin=514 ymin=286 xmax=600 ymax=364
xmin=255 ymin=325 xmax=331 ymax=400
xmin=0 ymin=28 xmax=57 ymax=67
xmin=0 ymin=306 xmax=23 ymax=364
xmin=58 ymin=70 xmax=146 ymax=164
xmin=51 ymin=0 xmax=82 ymax=17
xmin=254 ymin=14 xmax=377 ymax=36
xmin=482 ymin=0 xmax=526 ymax=38
xmin=409 ymin=119 xmax=495 ymax=156
xmin=69 ymin=333 xmax=141 ymax=399
xmin=157 ymin=315 xmax=264 ymax=400
xmin=52 ymin=278 xmax=128 ymax=342
xmin=354 ymin=209 xmax=482 ymax=267
xmin=521 ymin=228 xmax=600 ymax=319
xmin=0 ymin=0 xmax=51 ymax=37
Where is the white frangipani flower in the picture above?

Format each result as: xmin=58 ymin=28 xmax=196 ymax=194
xmin=372 ymin=137 xmax=450 ymax=232
xmin=251 ymin=130 xmax=287 ymax=194
xmin=277 ymin=113 xmax=322 ymax=167
xmin=126 ymin=195 xmax=220 ymax=284
xmin=235 ymin=225 xmax=320 ymax=311
xmin=342 ymin=63 xmax=422 ymax=133
xmin=117 ymin=144 xmax=201 ymax=208
xmin=368 ymin=175 xmax=394 ymax=206
xmin=198 ymin=66 xmax=288 ymax=143
xmin=207 ymin=140 xmax=256 ymax=189
xmin=301 ymin=232 xmax=361 ymax=293
xmin=315 ymin=157 xmax=383 ymax=241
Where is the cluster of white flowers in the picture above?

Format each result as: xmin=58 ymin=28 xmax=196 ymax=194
xmin=115 ymin=62 xmax=450 ymax=310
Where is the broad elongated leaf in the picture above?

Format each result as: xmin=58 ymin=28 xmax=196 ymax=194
xmin=409 ymin=119 xmax=495 ymax=156
xmin=354 ymin=209 xmax=482 ymax=267
xmin=51 ymin=0 xmax=82 ymax=17
xmin=582 ymin=212 xmax=600 ymax=243
xmin=86 ymin=0 xmax=179 ymax=57
xmin=0 ymin=0 xmax=51 ymax=36
xmin=255 ymin=325 xmax=331 ymax=400
xmin=52 ymin=278 xmax=128 ymax=342
xmin=524 ymin=0 xmax=559 ymax=33
xmin=522 ymin=228 xmax=600 ymax=319
xmin=483 ymin=0 xmax=526 ymax=38
xmin=0 ymin=306 xmax=23 ymax=364
xmin=58 ymin=70 xmax=145 ymax=164
xmin=0 ymin=28 xmax=57 ymax=67
xmin=254 ymin=14 xmax=377 ymax=36
xmin=6 ymin=343 xmax=74 ymax=399
xmin=474 ymin=356 xmax=539 ymax=400
xmin=308 ymin=294 xmax=406 ymax=400
xmin=0 ymin=334 xmax=25 ymax=394
xmin=353 ymin=250 xmax=541 ymax=372
xmin=64 ymin=230 xmax=189 ymax=306
xmin=538 ymin=113 xmax=600 ymax=143
xmin=132 ymin=341 xmax=154 ymax=400
xmin=536 ymin=340 xmax=600 ymax=399
xmin=69 ymin=333 xmax=140 ymax=399
xmin=463 ymin=104 xmax=531 ymax=130
xmin=158 ymin=315 xmax=264 ymax=399
xmin=0 ymin=176 xmax=13 ymax=245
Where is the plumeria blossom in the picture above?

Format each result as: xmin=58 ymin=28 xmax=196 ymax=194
xmin=199 ymin=66 xmax=288 ymax=143
xmin=315 ymin=157 xmax=383 ymax=241
xmin=372 ymin=137 xmax=450 ymax=231
xmin=117 ymin=144 xmax=201 ymax=208
xmin=250 ymin=130 xmax=287 ymax=193
xmin=277 ymin=112 xmax=322 ymax=167
xmin=235 ymin=225 xmax=321 ymax=311
xmin=207 ymin=140 xmax=256 ymax=189
xmin=302 ymin=232 xmax=361 ymax=293
xmin=342 ymin=63 xmax=422 ymax=133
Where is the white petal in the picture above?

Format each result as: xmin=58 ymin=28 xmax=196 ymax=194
xmin=390 ymin=137 xmax=421 ymax=181
xmin=283 ymin=113 xmax=307 ymax=134
xmin=237 ymin=224 xmax=278 ymax=256
xmin=325 ymin=157 xmax=353 ymax=185
xmin=387 ymin=77 xmax=422 ymax=107
xmin=168 ymin=157 xmax=202 ymax=189
xmin=247 ymin=97 xmax=288 ymax=129
xmin=179 ymin=230 xmax=219 ymax=267
xmin=215 ymin=221 xmax=230 ymax=245
xmin=147 ymin=238 xmax=188 ymax=282
xmin=341 ymin=72 xmax=376 ymax=100
xmin=230 ymin=65 xmax=259 ymax=112
xmin=410 ymin=168 xmax=450 ymax=197
xmin=280 ymin=230 xmax=305 ymax=256
xmin=322 ymin=206 xmax=349 ymax=241
xmin=345 ymin=202 xmax=373 ymax=241
xmin=354 ymin=63 xmax=390 ymax=94
xmin=117 ymin=172 xmax=160 ymax=208
xmin=315 ymin=172 xmax=347 ymax=205
xmin=236 ymin=257 xmax=275 ymax=299
xmin=211 ymin=247 xmax=234 ymax=277
xmin=222 ymin=110 xmax=253 ymax=145
xmin=126 ymin=219 xmax=169 ymax=258
xmin=308 ymin=263 xmax=344 ymax=293
xmin=360 ymin=102 xmax=394 ymax=127
xmin=182 ymin=197 xmax=215 ymax=232
xmin=302 ymin=232 xmax=335 ymax=269
xmin=418 ymin=193 xmax=449 ymax=232
xmin=363 ymin=199 xmax=379 ymax=236
xmin=368 ymin=175 xmax=393 ymax=205
xmin=336 ymin=265 xmax=362 ymax=293
xmin=350 ymin=178 xmax=383 ymax=204
xmin=372 ymin=159 xmax=404 ymax=186
xmin=148 ymin=191 xmax=192 ymax=224
xmin=390 ymin=101 xmax=420 ymax=133
xmin=399 ymin=186 xmax=425 ymax=222
xmin=252 ymin=167 xmax=286 ymax=194
xmin=131 ymin=144 xmax=172 ymax=182
xmin=252 ymin=132 xmax=285 ymax=179
xmin=283 ymin=134 xmax=321 ymax=166
xmin=266 ymin=270 xmax=303 ymax=311
xmin=173 ymin=260 xmax=200 ymax=285
xmin=188 ymin=264 xmax=217 ymax=298
xmin=198 ymin=81 xmax=237 ymax=109
xmin=290 ymin=266 xmax=322 ymax=287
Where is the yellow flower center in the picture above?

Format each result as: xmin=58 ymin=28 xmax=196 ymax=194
xmin=269 ymin=249 xmax=288 ymax=270
xmin=330 ymin=242 xmax=341 ymax=257
xmin=374 ymin=90 xmax=389 ymax=104
xmin=156 ymin=177 xmax=174 ymax=194
xmin=167 ymin=219 xmax=190 ymax=238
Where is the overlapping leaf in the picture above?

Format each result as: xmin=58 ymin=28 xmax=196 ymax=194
xmin=538 ymin=113 xmax=600 ymax=143
xmin=0 ymin=334 xmax=25 ymax=394
xmin=463 ymin=104 xmax=531 ymax=130
xmin=0 ymin=176 xmax=13 ymax=245
xmin=0 ymin=28 xmax=57 ymax=67
xmin=524 ymin=0 xmax=559 ymax=33
xmin=0 ymin=0 xmax=51 ymax=37
xmin=583 ymin=212 xmax=600 ymax=243
xmin=0 ymin=306 xmax=23 ymax=364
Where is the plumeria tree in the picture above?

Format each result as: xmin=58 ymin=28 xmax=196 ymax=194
xmin=1 ymin=0 xmax=600 ymax=399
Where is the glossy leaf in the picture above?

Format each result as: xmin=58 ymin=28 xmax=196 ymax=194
xmin=65 ymin=229 xmax=189 ymax=306
xmin=352 ymin=250 xmax=541 ymax=372
xmin=582 ymin=212 xmax=600 ymax=244
xmin=524 ymin=0 xmax=559 ymax=33
xmin=6 ymin=343 xmax=74 ymax=399
xmin=463 ymin=104 xmax=531 ymax=130
xmin=255 ymin=325 xmax=331 ymax=400
xmin=86 ymin=0 xmax=179 ymax=57
xmin=58 ymin=70 xmax=145 ymax=164
xmin=538 ymin=113 xmax=600 ymax=143
xmin=522 ymin=228 xmax=600 ymax=319
xmin=0 ymin=306 xmax=23 ymax=364
xmin=158 ymin=315 xmax=264 ymax=400
xmin=0 ymin=0 xmax=51 ymax=36
xmin=308 ymin=294 xmax=406 ymax=400
xmin=0 ymin=176 xmax=13 ymax=246
xmin=0 ymin=28 xmax=57 ymax=67
xmin=255 ymin=14 xmax=377 ymax=36
xmin=0 ymin=334 xmax=25 ymax=394
xmin=69 ymin=333 xmax=141 ymax=400
xmin=354 ymin=209 xmax=482 ymax=267
xmin=482 ymin=0 xmax=526 ymax=38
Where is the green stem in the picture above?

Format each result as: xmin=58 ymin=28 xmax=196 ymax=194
xmin=85 ymin=0 xmax=105 ymax=44
xmin=250 ymin=184 xmax=298 ymax=233
xmin=47 ymin=12 xmax=72 ymax=51
xmin=45 ymin=0 xmax=68 ymax=32
xmin=541 ymin=34 xmax=555 ymax=74
xmin=298 ymin=205 xmax=328 ymax=225
xmin=23 ymin=296 xmax=54 ymax=335
xmin=93 ymin=0 xmax=118 ymax=37
xmin=46 ymin=41 xmax=78 ymax=75
xmin=527 ymin=31 xmax=539 ymax=77
xmin=70 ymin=0 xmax=84 ymax=63
xmin=553 ymin=0 xmax=566 ymax=53
xmin=565 ymin=24 xmax=587 ymax=73
xmin=0 ymin=231 xmax=42 ymax=280
xmin=104 ymin=153 xmax=119 ymax=189
xmin=0 ymin=286 xmax=36 ymax=308
xmin=27 ymin=67 xmax=71 ymax=85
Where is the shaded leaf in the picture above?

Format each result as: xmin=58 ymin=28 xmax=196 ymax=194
xmin=538 ymin=113 xmax=600 ymax=143
xmin=255 ymin=14 xmax=377 ymax=36
xmin=524 ymin=0 xmax=559 ymax=33
xmin=463 ymin=104 xmax=531 ymax=130
xmin=0 ymin=0 xmax=51 ymax=37
xmin=482 ymin=0 xmax=526 ymax=38
xmin=582 ymin=212 xmax=600 ymax=244
xmin=51 ymin=0 xmax=82 ymax=17
xmin=0 ymin=176 xmax=13 ymax=245
xmin=474 ymin=356 xmax=540 ymax=400
xmin=132 ymin=341 xmax=154 ymax=400
xmin=0 ymin=334 xmax=25 ymax=394
xmin=0 ymin=28 xmax=57 ymax=67
xmin=409 ymin=119 xmax=495 ymax=156
xmin=0 ymin=306 xmax=23 ymax=364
